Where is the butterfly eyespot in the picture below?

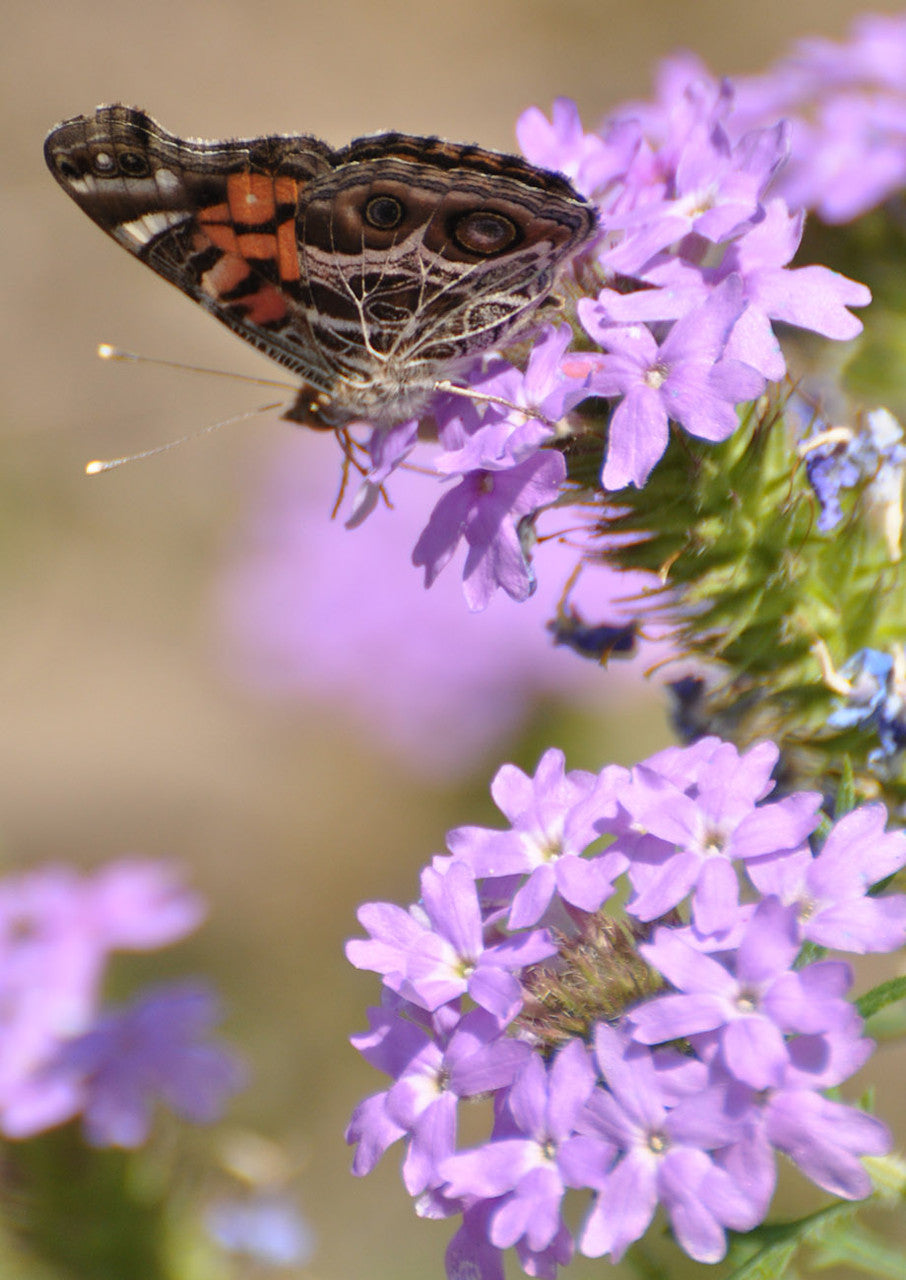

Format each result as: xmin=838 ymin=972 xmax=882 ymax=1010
xmin=118 ymin=150 xmax=151 ymax=178
xmin=92 ymin=151 xmax=116 ymax=173
xmin=53 ymin=154 xmax=81 ymax=181
xmin=364 ymin=195 xmax=405 ymax=230
xmin=453 ymin=210 xmax=517 ymax=256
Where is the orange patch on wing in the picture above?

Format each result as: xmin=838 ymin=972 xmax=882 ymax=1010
xmin=200 ymin=250 xmax=289 ymax=324
xmin=227 ymin=171 xmax=277 ymax=224
xmin=202 ymin=253 xmax=252 ymax=299
xmin=237 ymin=232 xmax=278 ymax=259
xmin=276 ymin=219 xmax=300 ymax=281
xmin=203 ymin=223 xmax=241 ymax=253
xmin=198 ymin=201 xmax=230 ymax=224
xmin=274 ymin=176 xmax=298 ymax=205
xmin=241 ymin=283 xmax=289 ymax=325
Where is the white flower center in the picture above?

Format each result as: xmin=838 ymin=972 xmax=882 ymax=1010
xmin=647 ymin=1129 xmax=670 ymax=1155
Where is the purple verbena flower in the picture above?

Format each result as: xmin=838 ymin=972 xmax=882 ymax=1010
xmin=747 ymin=802 xmax=906 ymax=952
xmin=578 ymin=276 xmax=765 ymax=489
xmin=713 ymin=202 xmax=869 ymax=368
xmin=347 ymin=859 xmax=556 ymax=1022
xmin=446 ymin=749 xmax=627 ymax=928
xmin=577 ymin=1025 xmax=762 ymax=1263
xmin=599 ymin=114 xmax=789 ymax=277
xmin=412 ymin=447 xmax=566 ymax=610
xmin=347 ymin=416 xmax=422 ymax=525
xmin=611 ymin=737 xmax=820 ymax=932
xmin=445 ymin=1201 xmax=506 ymax=1280
xmin=516 ymin=98 xmax=641 ymax=198
xmin=635 ymin=200 xmax=870 ymax=380
xmin=45 ymin=981 xmax=245 ymax=1148
xmin=720 ymin=1018 xmax=890 ymax=1201
xmin=631 ymin=898 xmax=856 ymax=1089
xmin=762 ymin=1086 xmax=891 ymax=1200
xmin=439 ymin=1040 xmax=597 ymax=1257
xmin=348 ymin=1001 xmax=530 ymax=1194
xmin=451 ymin=325 xmax=591 ymax=443
xmin=0 ymin=859 xmax=204 ymax=1138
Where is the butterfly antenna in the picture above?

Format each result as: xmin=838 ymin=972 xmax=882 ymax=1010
xmin=97 ymin=343 xmax=295 ymax=391
xmin=85 ymin=401 xmax=285 ymax=474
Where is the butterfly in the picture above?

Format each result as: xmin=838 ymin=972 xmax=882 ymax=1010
xmin=45 ymin=105 xmax=597 ymax=430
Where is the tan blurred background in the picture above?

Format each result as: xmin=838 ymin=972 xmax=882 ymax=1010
xmin=4 ymin=1 xmax=906 ymax=1276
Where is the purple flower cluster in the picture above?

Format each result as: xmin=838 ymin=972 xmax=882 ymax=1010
xmin=729 ymin=11 xmax=906 ymax=223
xmin=519 ymin=90 xmax=869 ymax=491
xmin=0 ymin=859 xmax=243 ymax=1147
xmin=346 ymin=738 xmax=901 ymax=1278
xmin=337 ymin=70 xmax=869 ymax=608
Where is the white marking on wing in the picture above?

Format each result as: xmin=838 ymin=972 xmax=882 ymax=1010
xmin=114 ymin=209 xmax=189 ymax=247
xmin=155 ymin=168 xmax=182 ymax=196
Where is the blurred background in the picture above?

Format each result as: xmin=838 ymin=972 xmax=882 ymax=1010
xmin=5 ymin=1 xmax=906 ymax=1276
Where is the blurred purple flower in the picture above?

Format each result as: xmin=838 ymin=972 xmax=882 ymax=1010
xmin=206 ymin=1192 xmax=315 ymax=1267
xmin=85 ymin=858 xmax=206 ymax=949
xmin=215 ymin=436 xmax=666 ymax=777
xmin=47 ymin=981 xmax=245 ymax=1147
xmin=0 ymin=859 xmax=204 ymax=1137
xmin=644 ymin=17 xmax=906 ymax=227
xmin=731 ymin=13 xmax=906 ymax=222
